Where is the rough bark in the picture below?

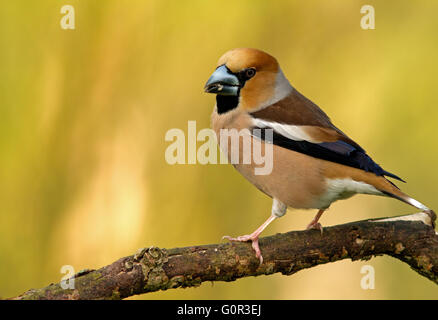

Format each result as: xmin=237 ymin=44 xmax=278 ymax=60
xmin=12 ymin=212 xmax=438 ymax=300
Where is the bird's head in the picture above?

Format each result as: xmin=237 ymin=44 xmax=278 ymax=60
xmin=204 ymin=48 xmax=292 ymax=114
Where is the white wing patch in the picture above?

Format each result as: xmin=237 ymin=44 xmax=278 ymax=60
xmin=251 ymin=118 xmax=320 ymax=143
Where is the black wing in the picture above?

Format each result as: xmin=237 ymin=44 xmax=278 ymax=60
xmin=252 ymin=127 xmax=405 ymax=182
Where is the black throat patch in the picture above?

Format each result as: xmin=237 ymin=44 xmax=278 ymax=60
xmin=216 ymin=95 xmax=240 ymax=114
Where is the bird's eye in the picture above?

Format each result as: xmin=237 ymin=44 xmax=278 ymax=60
xmin=243 ymin=68 xmax=256 ymax=79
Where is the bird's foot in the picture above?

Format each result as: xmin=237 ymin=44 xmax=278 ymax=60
xmin=306 ymin=221 xmax=323 ymax=234
xmin=222 ymin=234 xmax=263 ymax=265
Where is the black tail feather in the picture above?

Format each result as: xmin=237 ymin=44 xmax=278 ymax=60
xmin=383 ymin=170 xmax=406 ymax=183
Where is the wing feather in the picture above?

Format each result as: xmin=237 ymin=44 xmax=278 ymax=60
xmin=250 ymin=91 xmax=404 ymax=182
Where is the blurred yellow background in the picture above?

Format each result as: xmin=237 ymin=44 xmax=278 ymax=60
xmin=0 ymin=0 xmax=437 ymax=299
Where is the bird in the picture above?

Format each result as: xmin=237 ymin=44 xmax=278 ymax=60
xmin=204 ymin=48 xmax=435 ymax=264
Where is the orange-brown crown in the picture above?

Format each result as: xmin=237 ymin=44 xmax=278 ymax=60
xmin=217 ymin=48 xmax=279 ymax=74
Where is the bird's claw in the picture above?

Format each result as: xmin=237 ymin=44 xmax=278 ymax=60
xmin=222 ymin=234 xmax=264 ymax=265
xmin=306 ymin=222 xmax=323 ymax=235
xmin=251 ymin=238 xmax=263 ymax=265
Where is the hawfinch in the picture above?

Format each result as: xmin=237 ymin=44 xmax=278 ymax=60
xmin=204 ymin=48 xmax=435 ymax=264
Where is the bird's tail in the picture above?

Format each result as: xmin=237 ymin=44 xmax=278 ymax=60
xmin=373 ymin=177 xmax=436 ymax=227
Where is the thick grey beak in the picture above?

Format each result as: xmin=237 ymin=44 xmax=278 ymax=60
xmin=204 ymin=65 xmax=240 ymax=96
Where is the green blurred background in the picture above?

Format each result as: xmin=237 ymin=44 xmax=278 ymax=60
xmin=0 ymin=0 xmax=437 ymax=299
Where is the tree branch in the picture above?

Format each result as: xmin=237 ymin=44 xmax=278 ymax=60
xmin=12 ymin=212 xmax=438 ymax=300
